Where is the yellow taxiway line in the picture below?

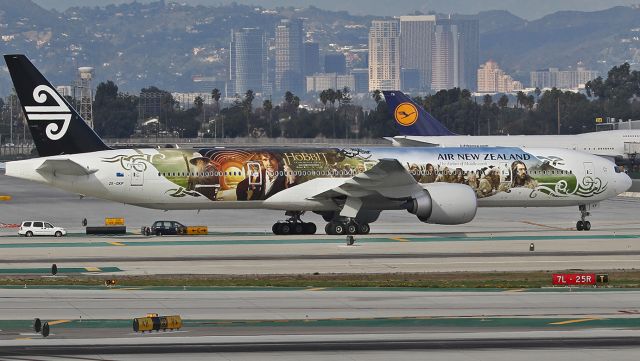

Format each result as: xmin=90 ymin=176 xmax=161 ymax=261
xmin=549 ymin=317 xmax=601 ymax=325
xmin=390 ymin=237 xmax=409 ymax=242
xmin=108 ymin=241 xmax=126 ymax=246
xmin=47 ymin=319 xmax=72 ymax=326
xmin=84 ymin=267 xmax=102 ymax=272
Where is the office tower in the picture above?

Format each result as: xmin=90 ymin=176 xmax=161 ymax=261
xmin=400 ymin=15 xmax=436 ymax=91
xmin=304 ymin=42 xmax=320 ymax=76
xmin=324 ymin=53 xmax=347 ymax=74
xmin=351 ymin=68 xmax=369 ymax=94
xmin=368 ymin=19 xmax=400 ymax=91
xmin=401 ymin=68 xmax=420 ymax=92
xmin=447 ymin=15 xmax=479 ymax=91
xmin=431 ymin=21 xmax=458 ymax=90
xmin=275 ymin=18 xmax=304 ymax=95
xmin=230 ymin=28 xmax=268 ymax=95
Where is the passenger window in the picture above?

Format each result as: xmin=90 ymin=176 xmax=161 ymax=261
xmin=45 ymin=223 xmax=53 ymax=228
xmin=33 ymin=222 xmax=43 ymax=227
xmin=23 ymin=222 xmax=31 ymax=227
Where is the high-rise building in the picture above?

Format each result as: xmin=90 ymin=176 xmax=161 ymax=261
xmin=324 ymin=53 xmax=347 ymax=74
xmin=477 ymin=60 xmax=522 ymax=93
xmin=275 ymin=19 xmax=304 ymax=95
xmin=401 ymin=68 xmax=420 ymax=92
xmin=431 ymin=22 xmax=458 ymax=91
xmin=305 ymin=73 xmax=355 ymax=93
xmin=368 ymin=19 xmax=400 ymax=91
xmin=351 ymin=68 xmax=369 ymax=94
xmin=303 ymin=42 xmax=320 ymax=76
xmin=399 ymin=15 xmax=436 ymax=91
xmin=230 ymin=28 xmax=268 ymax=95
xmin=447 ymin=15 xmax=479 ymax=91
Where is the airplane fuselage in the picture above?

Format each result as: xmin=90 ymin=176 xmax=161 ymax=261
xmin=6 ymin=146 xmax=630 ymax=212
xmin=392 ymin=129 xmax=640 ymax=158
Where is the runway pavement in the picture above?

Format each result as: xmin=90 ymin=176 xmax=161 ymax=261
xmin=2 ymin=170 xmax=640 ymax=358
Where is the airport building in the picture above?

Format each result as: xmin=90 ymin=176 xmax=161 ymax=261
xmin=368 ymin=19 xmax=401 ymax=91
xmin=275 ymin=19 xmax=305 ymax=95
xmin=229 ymin=28 xmax=269 ymax=95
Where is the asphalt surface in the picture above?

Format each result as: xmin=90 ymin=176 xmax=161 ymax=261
xmin=2 ymin=171 xmax=640 ymax=358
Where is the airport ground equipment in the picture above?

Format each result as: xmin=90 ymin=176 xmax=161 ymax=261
xmin=105 ymin=217 xmax=125 ymax=226
xmin=185 ymin=226 xmax=208 ymax=235
xmin=133 ymin=314 xmax=182 ymax=332
xmin=86 ymin=226 xmax=126 ymax=235
xmin=148 ymin=220 xmax=186 ymax=236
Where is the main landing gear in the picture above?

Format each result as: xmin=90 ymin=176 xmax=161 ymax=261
xmin=576 ymin=205 xmax=592 ymax=231
xmin=324 ymin=219 xmax=370 ymax=236
xmin=272 ymin=211 xmax=317 ymax=235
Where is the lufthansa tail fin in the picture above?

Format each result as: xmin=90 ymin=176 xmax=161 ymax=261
xmin=382 ymin=90 xmax=457 ymax=136
xmin=4 ymin=54 xmax=110 ymax=156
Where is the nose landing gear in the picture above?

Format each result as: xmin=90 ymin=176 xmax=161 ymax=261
xmin=576 ymin=205 xmax=591 ymax=231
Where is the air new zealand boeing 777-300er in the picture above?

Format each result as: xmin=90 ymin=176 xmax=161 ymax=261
xmin=3 ymin=55 xmax=632 ymax=235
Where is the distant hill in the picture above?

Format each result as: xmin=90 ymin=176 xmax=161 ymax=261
xmin=1 ymin=1 xmax=639 ymax=94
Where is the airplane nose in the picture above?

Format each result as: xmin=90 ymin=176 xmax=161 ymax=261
xmin=618 ymin=173 xmax=632 ymax=194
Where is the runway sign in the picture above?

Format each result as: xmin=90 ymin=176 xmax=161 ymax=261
xmin=552 ymin=273 xmax=596 ymax=286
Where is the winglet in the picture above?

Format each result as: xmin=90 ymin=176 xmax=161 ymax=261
xmin=382 ymin=90 xmax=457 ymax=136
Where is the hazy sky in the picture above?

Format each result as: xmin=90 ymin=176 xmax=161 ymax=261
xmin=33 ymin=0 xmax=639 ymax=20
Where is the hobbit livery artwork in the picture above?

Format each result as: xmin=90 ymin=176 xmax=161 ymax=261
xmin=2 ymin=54 xmax=632 ymax=236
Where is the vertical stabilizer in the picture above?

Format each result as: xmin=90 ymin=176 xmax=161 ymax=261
xmin=382 ymin=90 xmax=457 ymax=136
xmin=4 ymin=54 xmax=110 ymax=156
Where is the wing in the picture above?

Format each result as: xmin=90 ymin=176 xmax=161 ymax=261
xmin=264 ymin=159 xmax=423 ymax=216
xmin=36 ymin=159 xmax=98 ymax=176
xmin=386 ymin=136 xmax=440 ymax=147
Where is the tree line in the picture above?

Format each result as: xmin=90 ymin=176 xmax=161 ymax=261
xmin=84 ymin=62 xmax=640 ymax=139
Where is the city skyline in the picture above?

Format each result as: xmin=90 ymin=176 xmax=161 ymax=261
xmin=35 ymin=0 xmax=640 ymax=21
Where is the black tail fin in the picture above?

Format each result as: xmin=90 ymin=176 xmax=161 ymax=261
xmin=4 ymin=54 xmax=110 ymax=156
xmin=382 ymin=90 xmax=457 ymax=136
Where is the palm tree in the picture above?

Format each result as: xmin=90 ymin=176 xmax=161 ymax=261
xmin=320 ymin=90 xmax=329 ymax=109
xmin=263 ymin=99 xmax=273 ymax=137
xmin=244 ymin=90 xmax=255 ymax=136
xmin=372 ymin=89 xmax=382 ymax=103
xmin=211 ymin=88 xmax=221 ymax=115
xmin=516 ymin=91 xmax=526 ymax=108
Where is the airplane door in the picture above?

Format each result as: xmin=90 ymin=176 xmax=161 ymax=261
xmin=583 ymin=162 xmax=594 ymax=177
xmin=131 ymin=170 xmax=144 ymax=186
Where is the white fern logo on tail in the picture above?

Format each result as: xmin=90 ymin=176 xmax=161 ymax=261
xmin=24 ymin=85 xmax=71 ymax=141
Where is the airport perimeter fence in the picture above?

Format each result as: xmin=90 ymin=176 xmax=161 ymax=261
xmin=0 ymin=144 xmax=34 ymax=160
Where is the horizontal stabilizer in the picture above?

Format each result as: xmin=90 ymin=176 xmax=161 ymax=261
xmin=36 ymin=159 xmax=98 ymax=176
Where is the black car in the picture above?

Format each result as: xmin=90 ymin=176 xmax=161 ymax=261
xmin=148 ymin=221 xmax=186 ymax=236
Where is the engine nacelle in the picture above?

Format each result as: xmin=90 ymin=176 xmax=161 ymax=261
xmin=407 ymin=183 xmax=477 ymax=225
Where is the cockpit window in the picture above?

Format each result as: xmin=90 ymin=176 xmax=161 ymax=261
xmin=614 ymin=166 xmax=624 ymax=173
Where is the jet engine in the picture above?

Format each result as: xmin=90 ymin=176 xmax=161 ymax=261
xmin=407 ymin=183 xmax=477 ymax=225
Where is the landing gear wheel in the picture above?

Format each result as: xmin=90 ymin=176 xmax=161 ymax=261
xmin=303 ymin=222 xmax=317 ymax=235
xmin=346 ymin=222 xmax=358 ymax=235
xmin=280 ymin=223 xmax=291 ymax=235
xmin=584 ymin=221 xmax=591 ymax=231
xmin=331 ymin=222 xmax=346 ymax=235
xmin=358 ymin=223 xmax=370 ymax=235
xmin=576 ymin=221 xmax=584 ymax=231
xmin=272 ymin=223 xmax=280 ymax=235
xmin=294 ymin=223 xmax=304 ymax=234
xmin=325 ymin=223 xmax=333 ymax=235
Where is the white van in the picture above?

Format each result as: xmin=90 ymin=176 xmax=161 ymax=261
xmin=18 ymin=221 xmax=66 ymax=237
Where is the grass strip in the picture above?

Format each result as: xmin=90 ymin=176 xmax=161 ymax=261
xmin=1 ymin=270 xmax=640 ymax=289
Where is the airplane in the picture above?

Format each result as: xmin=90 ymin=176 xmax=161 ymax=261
xmin=2 ymin=54 xmax=631 ymax=237
xmin=383 ymin=90 xmax=640 ymax=160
